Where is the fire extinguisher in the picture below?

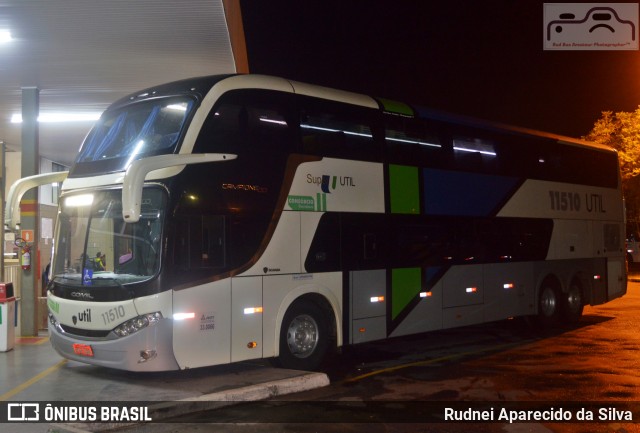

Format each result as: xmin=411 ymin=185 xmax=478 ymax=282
xmin=21 ymin=246 xmax=31 ymax=270
xmin=15 ymin=237 xmax=31 ymax=271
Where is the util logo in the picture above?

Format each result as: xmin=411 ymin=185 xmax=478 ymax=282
xmin=316 ymin=175 xmax=357 ymax=193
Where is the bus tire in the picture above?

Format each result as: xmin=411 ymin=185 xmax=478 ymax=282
xmin=276 ymin=299 xmax=329 ymax=371
xmin=537 ymin=280 xmax=561 ymax=328
xmin=561 ymin=281 xmax=583 ymax=324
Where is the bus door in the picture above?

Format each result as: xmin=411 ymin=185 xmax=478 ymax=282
xmin=171 ymin=276 xmax=264 ymax=368
xmin=594 ymin=220 xmax=626 ymax=301
xmin=172 ymin=279 xmax=232 ymax=369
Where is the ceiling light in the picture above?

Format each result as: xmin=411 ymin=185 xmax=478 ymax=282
xmin=11 ymin=112 xmax=102 ymax=124
xmin=0 ymin=30 xmax=12 ymax=43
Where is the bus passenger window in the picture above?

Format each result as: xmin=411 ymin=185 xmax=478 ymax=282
xmin=245 ymin=107 xmax=289 ymax=154
xmin=384 ymin=117 xmax=442 ymax=167
xmin=299 ymin=98 xmax=379 ymax=161
xmin=173 ymin=216 xmax=226 ymax=271
xmin=452 ymin=137 xmax=497 ymax=173
xmin=301 ymin=112 xmax=374 ymax=160
xmin=194 ymin=90 xmax=293 ymax=156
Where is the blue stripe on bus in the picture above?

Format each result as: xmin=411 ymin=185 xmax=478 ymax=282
xmin=423 ymin=169 xmax=520 ymax=216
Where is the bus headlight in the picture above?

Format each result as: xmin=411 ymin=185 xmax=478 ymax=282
xmin=113 ymin=312 xmax=163 ymax=337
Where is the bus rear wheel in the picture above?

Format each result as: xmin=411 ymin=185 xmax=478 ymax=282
xmin=537 ymin=282 xmax=561 ymax=328
xmin=561 ymin=282 xmax=583 ymax=323
xmin=276 ymin=299 xmax=329 ymax=371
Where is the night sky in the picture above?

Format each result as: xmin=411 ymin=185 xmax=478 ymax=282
xmin=241 ymin=1 xmax=640 ymax=139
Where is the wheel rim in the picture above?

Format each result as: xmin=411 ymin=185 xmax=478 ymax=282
xmin=540 ymin=286 xmax=557 ymax=317
xmin=566 ymin=285 xmax=582 ymax=314
xmin=286 ymin=314 xmax=319 ymax=359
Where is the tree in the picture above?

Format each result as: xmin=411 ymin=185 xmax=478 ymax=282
xmin=584 ymin=107 xmax=640 ymax=235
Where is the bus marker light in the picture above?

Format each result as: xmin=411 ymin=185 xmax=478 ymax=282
xmin=72 ymin=343 xmax=94 ymax=357
xmin=244 ymin=307 xmax=263 ymax=315
xmin=173 ymin=312 xmax=195 ymax=321
xmin=594 ymin=275 xmax=601 ymax=280
xmin=419 ymin=292 xmax=432 ymax=298
xmin=247 ymin=342 xmax=258 ymax=349
xmin=466 ymin=287 xmax=477 ymax=293
xmin=370 ymin=296 xmax=384 ymax=303
xmin=503 ymin=283 xmax=514 ymax=289
xmin=359 ymin=327 xmax=366 ymax=333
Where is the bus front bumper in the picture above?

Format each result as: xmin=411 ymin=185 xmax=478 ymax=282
xmin=49 ymin=318 xmax=180 ymax=372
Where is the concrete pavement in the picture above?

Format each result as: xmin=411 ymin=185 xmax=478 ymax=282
xmin=0 ymin=333 xmax=328 ymax=432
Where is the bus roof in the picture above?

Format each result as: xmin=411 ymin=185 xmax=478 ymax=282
xmin=109 ymin=73 xmax=615 ymax=155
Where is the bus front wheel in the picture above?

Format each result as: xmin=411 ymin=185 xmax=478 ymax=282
xmin=276 ymin=299 xmax=329 ymax=371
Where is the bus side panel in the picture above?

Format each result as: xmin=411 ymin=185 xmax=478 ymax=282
xmin=241 ymin=211 xmax=301 ymax=276
xmin=388 ymin=275 xmax=443 ymax=339
xmin=284 ymin=158 xmax=385 ymax=213
xmin=482 ymin=262 xmax=536 ymax=321
xmin=350 ymin=269 xmax=387 ymax=344
xmin=594 ymin=220 xmax=627 ymax=300
xmin=546 ymin=219 xmax=594 ymax=260
xmin=591 ymin=258 xmax=608 ymax=305
xmin=231 ymin=276 xmax=263 ymax=362
xmin=442 ymin=265 xmax=484 ymax=309
xmin=442 ymin=305 xmax=484 ymax=329
xmin=607 ymin=258 xmax=626 ymax=300
xmin=389 ymin=262 xmax=535 ymax=339
xmin=497 ymin=180 xmax=624 ymax=222
xmin=172 ymin=280 xmax=231 ymax=369
xmin=442 ymin=265 xmax=484 ymax=329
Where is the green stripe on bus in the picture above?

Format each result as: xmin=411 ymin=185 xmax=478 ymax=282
xmin=377 ymin=97 xmax=414 ymax=117
xmin=392 ymin=267 xmax=422 ymax=320
xmin=389 ymin=164 xmax=420 ymax=214
xmin=315 ymin=193 xmax=327 ymax=211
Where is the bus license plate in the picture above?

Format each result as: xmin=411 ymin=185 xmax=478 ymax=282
xmin=72 ymin=343 xmax=94 ymax=357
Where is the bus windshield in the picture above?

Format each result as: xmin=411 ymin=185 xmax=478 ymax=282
xmin=51 ymin=188 xmax=166 ymax=286
xmin=74 ymin=97 xmax=195 ymax=173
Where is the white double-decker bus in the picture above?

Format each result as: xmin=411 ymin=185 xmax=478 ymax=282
xmin=8 ymin=74 xmax=626 ymax=371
